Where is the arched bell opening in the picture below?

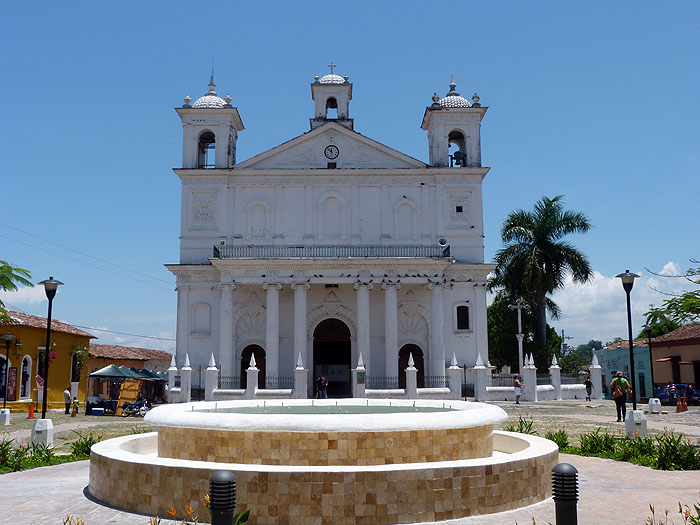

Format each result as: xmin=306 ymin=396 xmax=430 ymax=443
xmin=448 ymin=130 xmax=466 ymax=167
xmin=197 ymin=131 xmax=216 ymax=168
xmin=398 ymin=344 xmax=425 ymax=389
xmin=325 ymin=97 xmax=338 ymax=119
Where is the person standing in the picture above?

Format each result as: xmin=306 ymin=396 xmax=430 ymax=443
xmin=63 ymin=387 xmax=71 ymax=415
xmin=584 ymin=374 xmax=593 ymax=401
xmin=514 ymin=376 xmax=523 ymax=404
xmin=316 ymin=376 xmax=328 ymax=399
xmin=610 ymin=371 xmax=632 ymax=422
xmin=71 ymin=397 xmax=79 ymax=417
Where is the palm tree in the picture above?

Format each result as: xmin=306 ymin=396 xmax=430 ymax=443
xmin=0 ymin=260 xmax=33 ymax=320
xmin=490 ymin=196 xmax=592 ymax=353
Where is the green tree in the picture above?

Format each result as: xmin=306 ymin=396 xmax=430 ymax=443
xmin=489 ymin=195 xmax=593 ymax=352
xmin=0 ymin=260 xmax=33 ymax=320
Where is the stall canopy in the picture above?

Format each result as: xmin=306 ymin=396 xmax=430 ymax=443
xmin=90 ymin=364 xmax=132 ymax=378
xmin=90 ymin=364 xmax=165 ymax=380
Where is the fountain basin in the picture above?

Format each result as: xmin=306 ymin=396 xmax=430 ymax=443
xmin=89 ymin=399 xmax=558 ymax=523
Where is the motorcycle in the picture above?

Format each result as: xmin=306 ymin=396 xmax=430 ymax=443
xmin=121 ymin=399 xmax=150 ymax=417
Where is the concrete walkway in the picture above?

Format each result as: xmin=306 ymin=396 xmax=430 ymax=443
xmin=1 ymin=454 xmax=698 ymax=524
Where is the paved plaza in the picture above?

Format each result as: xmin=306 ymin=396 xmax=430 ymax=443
xmin=1 ymin=400 xmax=699 ymax=524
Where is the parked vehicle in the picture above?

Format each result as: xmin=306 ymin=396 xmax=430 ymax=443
xmin=657 ymin=383 xmax=698 ymax=406
xmin=121 ymin=399 xmax=150 ymax=417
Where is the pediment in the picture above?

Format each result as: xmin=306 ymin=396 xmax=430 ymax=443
xmin=236 ymin=122 xmax=426 ymax=170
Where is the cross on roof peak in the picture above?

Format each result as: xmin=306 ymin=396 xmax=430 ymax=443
xmin=328 ymin=61 xmax=336 ymax=74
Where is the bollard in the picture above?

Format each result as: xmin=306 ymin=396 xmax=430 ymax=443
xmin=209 ymin=470 xmax=237 ymax=525
xmin=552 ymin=463 xmax=578 ymax=525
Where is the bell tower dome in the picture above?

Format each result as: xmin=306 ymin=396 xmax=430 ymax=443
xmin=420 ymin=76 xmax=487 ymax=168
xmin=310 ymin=62 xmax=353 ymax=130
xmin=176 ymin=72 xmax=244 ymax=168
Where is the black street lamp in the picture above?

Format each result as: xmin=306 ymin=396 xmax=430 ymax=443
xmin=616 ymin=270 xmax=639 ymax=410
xmin=2 ymin=334 xmax=16 ymax=410
xmin=644 ymin=323 xmax=655 ymax=396
xmin=38 ymin=277 xmax=63 ymax=420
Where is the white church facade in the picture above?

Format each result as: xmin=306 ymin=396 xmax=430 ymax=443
xmin=167 ymin=68 xmax=494 ymax=397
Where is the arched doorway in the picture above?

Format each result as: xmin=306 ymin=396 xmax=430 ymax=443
xmin=313 ymin=318 xmax=351 ymax=398
xmin=20 ymin=357 xmax=31 ymax=399
xmin=398 ymin=344 xmax=425 ymax=389
xmin=240 ymin=345 xmax=266 ymax=389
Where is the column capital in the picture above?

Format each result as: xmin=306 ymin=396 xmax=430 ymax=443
xmin=263 ymin=282 xmax=283 ymax=291
xmin=218 ymin=282 xmax=236 ymax=291
xmin=354 ymin=282 xmax=374 ymax=290
xmin=291 ymin=282 xmax=311 ymax=291
xmin=381 ymin=282 xmax=401 ymax=290
xmin=175 ymin=284 xmax=191 ymax=292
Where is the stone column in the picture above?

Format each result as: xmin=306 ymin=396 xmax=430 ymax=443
xmin=204 ymin=353 xmax=219 ymax=401
xmin=447 ymin=354 xmax=462 ymax=400
xmin=521 ymin=355 xmax=538 ymax=402
xmin=219 ymin=282 xmax=235 ymax=377
xmin=473 ymin=353 xmax=488 ymax=402
xmin=405 ymin=354 xmax=418 ymax=399
xmin=589 ymin=353 xmax=603 ymax=401
xmin=429 ymin=282 xmax=445 ymax=377
xmin=293 ymin=353 xmax=308 ymax=399
xmin=175 ymin=284 xmax=190 ymax=366
xmin=245 ymin=355 xmax=259 ymax=400
xmin=264 ymin=282 xmax=282 ymax=381
xmin=291 ymin=282 xmax=310 ymax=376
xmin=549 ymin=355 xmax=562 ymax=400
xmin=352 ymin=353 xmax=366 ymax=398
xmin=180 ymin=354 xmax=192 ymax=404
xmin=382 ymin=282 xmax=400 ymax=381
xmin=355 ymin=283 xmax=372 ymax=375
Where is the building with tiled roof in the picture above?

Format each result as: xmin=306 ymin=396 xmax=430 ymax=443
xmin=0 ymin=310 xmax=95 ymax=407
xmin=88 ymin=344 xmax=172 ymax=375
xmin=649 ymin=323 xmax=700 ymax=386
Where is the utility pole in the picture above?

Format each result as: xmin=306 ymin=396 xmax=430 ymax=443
xmin=509 ymin=300 xmax=526 ymax=373
xmin=561 ymin=329 xmax=574 ymax=353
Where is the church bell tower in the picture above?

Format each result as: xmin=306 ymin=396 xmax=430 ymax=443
xmin=310 ymin=62 xmax=353 ymax=130
xmin=176 ymin=73 xmax=244 ymax=169
xmin=421 ymin=76 xmax=487 ymax=168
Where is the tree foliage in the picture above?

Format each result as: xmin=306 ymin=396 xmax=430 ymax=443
xmin=489 ymin=195 xmax=593 ymax=351
xmin=644 ymin=261 xmax=700 ymax=326
xmin=0 ymin=260 xmax=33 ymax=320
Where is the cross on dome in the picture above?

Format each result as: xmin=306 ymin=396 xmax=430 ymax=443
xmin=328 ymin=61 xmax=336 ymax=74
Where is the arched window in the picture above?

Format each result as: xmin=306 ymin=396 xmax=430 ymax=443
xmin=325 ymin=97 xmax=338 ymax=119
xmin=448 ymin=130 xmax=466 ymax=167
xmin=197 ymin=131 xmax=216 ymax=168
xmin=20 ymin=356 xmax=31 ymax=399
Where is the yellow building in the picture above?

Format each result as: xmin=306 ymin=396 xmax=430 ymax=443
xmin=1 ymin=310 xmax=95 ymax=410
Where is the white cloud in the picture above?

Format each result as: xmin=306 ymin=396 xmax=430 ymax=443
xmin=0 ymin=286 xmax=47 ymax=307
xmin=551 ymin=262 xmax=696 ymax=346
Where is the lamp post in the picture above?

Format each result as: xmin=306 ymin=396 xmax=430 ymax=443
xmin=508 ymin=299 xmax=526 ymax=373
xmin=38 ymin=277 xmax=63 ymax=420
xmin=616 ymin=270 xmax=639 ymax=410
xmin=644 ymin=323 xmax=655 ymax=396
xmin=2 ymin=334 xmax=16 ymax=410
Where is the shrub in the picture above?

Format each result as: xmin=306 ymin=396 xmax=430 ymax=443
xmin=544 ymin=429 xmax=569 ymax=451
xmin=30 ymin=442 xmax=56 ymax=463
xmin=70 ymin=430 xmax=103 ymax=458
xmin=578 ymin=428 xmax=616 ymax=455
xmin=0 ymin=436 xmax=14 ymax=467
xmin=654 ymin=432 xmax=700 ymax=471
xmin=504 ymin=416 xmax=538 ymax=435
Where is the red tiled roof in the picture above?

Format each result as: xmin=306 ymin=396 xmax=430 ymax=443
xmin=604 ymin=339 xmax=647 ymax=349
xmin=89 ymin=343 xmax=173 ymax=361
xmin=1 ymin=310 xmax=95 ymax=338
xmin=652 ymin=323 xmax=700 ymax=344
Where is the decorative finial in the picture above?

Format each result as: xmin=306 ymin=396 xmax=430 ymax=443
xmin=451 ymin=353 xmax=458 ymax=367
xmin=551 ymin=355 xmax=558 ymax=367
xmin=207 ymin=69 xmax=216 ymax=95
xmin=314 ymin=75 xmax=319 ymax=82
xmin=169 ymin=355 xmax=177 ymax=369
xmin=591 ymin=354 xmax=599 ymax=367
xmin=328 ymin=61 xmax=336 ymax=74
xmin=208 ymin=353 xmax=217 ymax=368
xmin=343 ymin=74 xmax=349 ymax=82
xmin=475 ymin=352 xmax=484 ymax=367
xmin=183 ymin=94 xmax=192 ymax=107
xmin=446 ymin=75 xmax=459 ymax=97
xmin=357 ymin=352 xmax=364 ymax=368
xmin=432 ymin=92 xmax=439 ymax=103
xmin=408 ymin=353 xmax=415 ymax=368
xmin=224 ymin=94 xmax=232 ymax=106
xmin=249 ymin=354 xmax=257 ymax=369
xmin=471 ymin=93 xmax=480 ymax=106
xmin=183 ymin=353 xmax=191 ymax=368
xmin=296 ymin=352 xmax=304 ymax=369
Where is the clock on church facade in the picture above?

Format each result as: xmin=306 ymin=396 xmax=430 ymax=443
xmin=168 ymin=68 xmax=492 ymax=398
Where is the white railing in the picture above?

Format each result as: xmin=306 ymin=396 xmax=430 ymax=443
xmin=214 ymin=244 xmax=449 ymax=259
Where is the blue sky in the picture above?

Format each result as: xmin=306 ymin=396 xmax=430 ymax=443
xmin=1 ymin=2 xmax=698 ymax=350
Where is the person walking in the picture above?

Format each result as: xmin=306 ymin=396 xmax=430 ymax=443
xmin=63 ymin=387 xmax=72 ymax=415
xmin=584 ymin=374 xmax=593 ymax=401
xmin=514 ymin=376 xmax=523 ymax=404
xmin=610 ymin=371 xmax=632 ymax=422
xmin=71 ymin=397 xmax=79 ymax=417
